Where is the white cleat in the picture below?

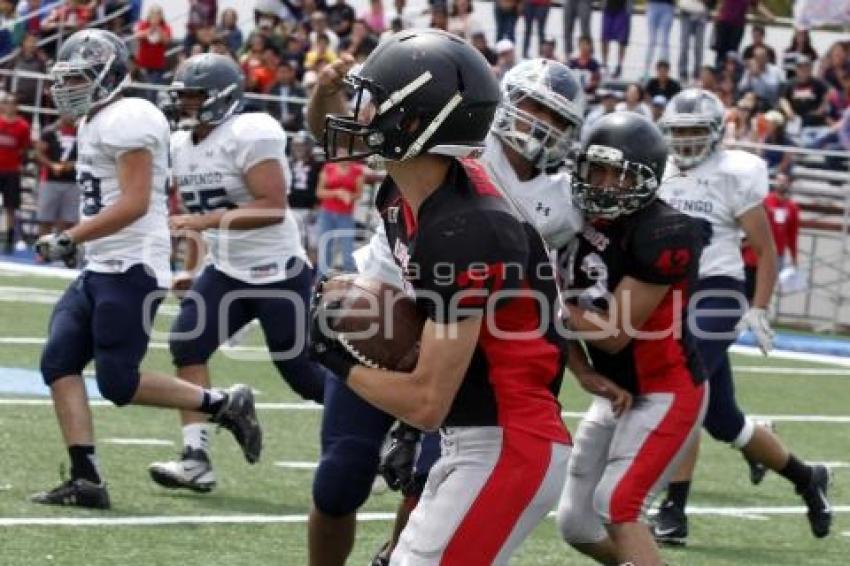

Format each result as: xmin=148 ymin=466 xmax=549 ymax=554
xmin=149 ymin=447 xmax=217 ymax=493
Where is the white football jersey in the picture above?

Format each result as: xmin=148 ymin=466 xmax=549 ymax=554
xmin=76 ymin=97 xmax=171 ymax=287
xmin=658 ymin=149 xmax=769 ymax=280
xmin=171 ymin=112 xmax=307 ymax=284
xmin=353 ymin=135 xmax=583 ymax=287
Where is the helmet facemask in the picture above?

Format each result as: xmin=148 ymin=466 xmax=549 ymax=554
xmin=50 ymin=55 xmax=127 ymax=118
xmin=493 ymin=82 xmax=581 ymax=170
xmin=572 ymin=144 xmax=659 ymax=220
xmin=661 ymin=120 xmax=720 ymax=169
xmin=167 ymin=83 xmax=242 ymax=130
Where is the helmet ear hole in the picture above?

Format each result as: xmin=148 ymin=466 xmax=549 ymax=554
xmin=400 ymin=114 xmax=421 ymax=134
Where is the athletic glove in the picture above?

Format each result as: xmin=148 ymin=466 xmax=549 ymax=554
xmin=35 ymin=231 xmax=77 ymax=267
xmin=736 ymin=307 xmax=775 ymax=355
xmin=379 ymin=422 xmax=421 ymax=495
xmin=308 ymin=282 xmax=358 ymax=380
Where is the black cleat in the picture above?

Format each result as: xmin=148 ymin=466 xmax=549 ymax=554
xmin=652 ymin=501 xmax=688 ymax=546
xmin=798 ymin=464 xmax=832 ymax=538
xmin=210 ymin=384 xmax=262 ymax=464
xmin=31 ymin=475 xmax=110 ymax=509
xmin=744 ymin=453 xmax=768 ymax=485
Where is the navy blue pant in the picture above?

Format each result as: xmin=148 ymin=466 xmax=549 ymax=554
xmin=41 ymin=264 xmax=162 ymax=406
xmin=314 ymin=375 xmax=443 ymax=515
xmin=169 ymin=261 xmax=326 ymax=403
xmin=692 ymin=276 xmax=749 ymax=444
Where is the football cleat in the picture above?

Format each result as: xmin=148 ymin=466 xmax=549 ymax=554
xmin=652 ymin=500 xmax=688 ymax=546
xmin=149 ymin=447 xmax=216 ymax=493
xmin=798 ymin=464 xmax=832 ymax=538
xmin=31 ymin=474 xmax=110 ymax=509
xmin=209 ymin=384 xmax=263 ymax=464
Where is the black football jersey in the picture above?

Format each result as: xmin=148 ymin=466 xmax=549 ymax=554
xmin=375 ymin=158 xmax=570 ymax=442
xmin=563 ymin=199 xmax=706 ymax=395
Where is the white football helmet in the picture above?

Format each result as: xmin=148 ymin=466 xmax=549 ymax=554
xmin=658 ymin=88 xmax=725 ymax=169
xmin=492 ymin=59 xmax=586 ymax=170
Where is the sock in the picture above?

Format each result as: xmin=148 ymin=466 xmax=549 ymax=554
xmin=68 ymin=445 xmax=101 ymax=484
xmin=665 ymin=480 xmax=691 ymax=511
xmin=182 ymin=423 xmax=211 ymax=454
xmin=198 ymin=389 xmax=226 ymax=415
xmin=778 ymin=454 xmax=814 ymax=491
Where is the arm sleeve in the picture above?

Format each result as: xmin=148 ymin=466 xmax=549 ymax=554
xmin=627 ymin=213 xmax=705 ymax=285
xmin=231 ymin=113 xmax=289 ymax=171
xmin=414 ymin=210 xmax=530 ymax=323
xmin=731 ymin=156 xmax=770 ymax=217
xmin=99 ymin=101 xmax=169 ymax=157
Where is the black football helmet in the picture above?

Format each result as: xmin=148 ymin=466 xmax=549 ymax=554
xmin=572 ymin=112 xmax=668 ymax=220
xmin=50 ymin=29 xmax=130 ymax=117
xmin=324 ymin=29 xmax=501 ymax=162
xmin=168 ymin=53 xmax=245 ymax=129
xmin=658 ymin=88 xmax=725 ymax=169
xmin=492 ymin=58 xmax=586 ymax=170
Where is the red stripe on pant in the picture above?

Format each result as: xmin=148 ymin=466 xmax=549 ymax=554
xmin=441 ymin=429 xmax=552 ymax=565
xmin=609 ymin=384 xmax=706 ymax=524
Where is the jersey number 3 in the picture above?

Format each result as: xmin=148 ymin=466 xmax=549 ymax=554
xmin=183 ymin=187 xmax=237 ymax=213
xmin=79 ymin=172 xmax=102 ymax=216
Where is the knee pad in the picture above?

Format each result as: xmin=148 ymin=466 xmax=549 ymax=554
xmin=704 ymin=402 xmax=748 ymax=445
xmin=94 ymin=355 xmax=140 ymax=406
xmin=312 ymin=437 xmax=380 ymax=517
xmin=557 ymin=499 xmax=607 ymax=545
xmin=731 ymin=417 xmax=756 ymax=449
xmin=168 ymin=332 xmax=206 ymax=368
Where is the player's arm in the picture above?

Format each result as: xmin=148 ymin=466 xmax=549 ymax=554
xmin=568 ymin=214 xmax=703 ymax=354
xmin=738 ymin=205 xmax=777 ymax=310
xmin=346 ymin=315 xmax=482 ymax=431
xmin=306 ymin=54 xmax=355 ymax=140
xmin=67 ymin=148 xmax=154 ymax=244
xmin=34 ymin=138 xmax=63 ymax=177
xmin=566 ymin=278 xmax=671 ymax=354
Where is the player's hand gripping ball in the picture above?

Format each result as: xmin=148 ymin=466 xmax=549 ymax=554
xmin=310 ymin=274 xmax=425 ymax=378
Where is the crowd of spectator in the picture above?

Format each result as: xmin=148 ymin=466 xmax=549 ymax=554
xmin=0 ymin=0 xmax=848 ymax=268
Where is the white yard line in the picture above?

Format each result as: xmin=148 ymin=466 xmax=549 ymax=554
xmin=730 ymin=345 xmax=850 ymax=368
xmin=1 ymin=397 xmax=849 ymax=423
xmin=2 ymin=506 xmax=849 ymax=527
xmin=274 ymin=461 xmax=319 ymax=470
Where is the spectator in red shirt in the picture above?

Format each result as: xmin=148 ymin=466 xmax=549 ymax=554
xmin=765 ymin=172 xmax=799 ymax=269
xmin=315 ymin=156 xmax=365 ymax=276
xmin=41 ymin=0 xmax=93 ymax=34
xmin=0 ymin=93 xmax=30 ymax=254
xmin=134 ymin=5 xmax=173 ymax=85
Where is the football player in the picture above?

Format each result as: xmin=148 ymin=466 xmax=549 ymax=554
xmin=147 ymin=53 xmax=329 ymax=493
xmin=652 ymin=88 xmax=832 ymax=543
xmin=32 ymin=30 xmax=261 ymax=509
xmin=309 ymin=29 xmax=571 ymax=565
xmin=556 ymin=112 xmax=708 ymax=566
xmin=306 ymin=55 xmax=587 ymax=565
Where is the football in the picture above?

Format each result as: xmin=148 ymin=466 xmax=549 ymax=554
xmin=317 ymin=274 xmax=425 ymax=372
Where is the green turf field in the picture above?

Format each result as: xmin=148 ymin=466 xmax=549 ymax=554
xmin=0 ymin=269 xmax=848 ymax=565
